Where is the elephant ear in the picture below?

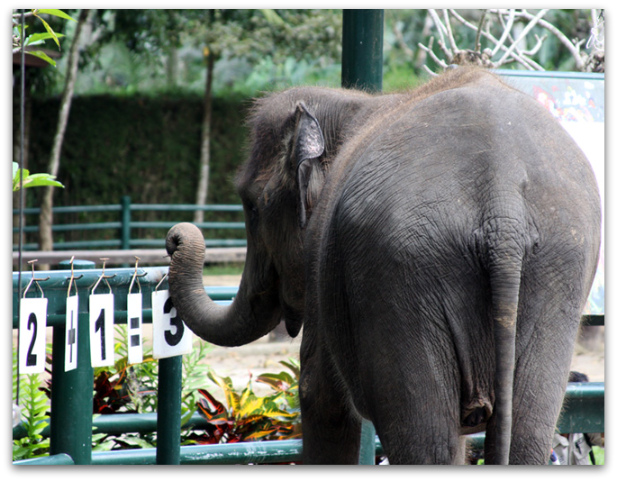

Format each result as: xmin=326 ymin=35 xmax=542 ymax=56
xmin=290 ymin=102 xmax=325 ymax=229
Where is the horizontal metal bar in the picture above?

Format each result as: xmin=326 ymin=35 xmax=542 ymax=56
xmin=130 ymin=204 xmax=244 ymax=212
xmin=493 ymin=69 xmax=604 ymax=81
xmin=51 ymin=240 xmax=124 ymax=249
xmin=13 ymin=240 xmax=124 ymax=251
xmin=130 ymin=239 xmax=247 ymax=248
xmin=13 ymin=248 xmax=246 ymax=267
xmin=12 ymin=266 xmax=236 ymax=327
xmin=12 ymin=205 xmax=122 ymax=216
xmin=13 ymin=453 xmax=75 ymax=465
xmin=130 ymin=221 xmax=245 ymax=230
xmin=13 ymin=204 xmax=243 ymax=216
xmin=89 ymin=440 xmax=304 ymax=465
xmin=14 ymin=222 xmax=245 ymax=233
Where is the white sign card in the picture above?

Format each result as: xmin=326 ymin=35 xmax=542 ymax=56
xmin=19 ymin=298 xmax=48 ymax=374
xmin=152 ymin=290 xmax=192 ymax=359
xmin=127 ymin=293 xmax=143 ymax=364
xmin=89 ymin=293 xmax=115 ymax=367
xmin=65 ymin=295 xmax=79 ymax=372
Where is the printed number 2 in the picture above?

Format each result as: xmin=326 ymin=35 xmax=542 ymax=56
xmin=163 ymin=297 xmax=184 ymax=346
xmin=26 ymin=313 xmax=38 ymax=366
xmin=19 ymin=297 xmax=47 ymax=374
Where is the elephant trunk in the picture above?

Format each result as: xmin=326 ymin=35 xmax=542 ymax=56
xmin=166 ymin=222 xmax=281 ymax=347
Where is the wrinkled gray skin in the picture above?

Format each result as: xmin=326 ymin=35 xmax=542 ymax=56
xmin=166 ymin=67 xmax=601 ymax=464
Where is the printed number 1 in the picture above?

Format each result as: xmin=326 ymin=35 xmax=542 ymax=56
xmin=94 ymin=309 xmax=106 ymax=360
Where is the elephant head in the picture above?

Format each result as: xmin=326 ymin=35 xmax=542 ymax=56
xmin=165 ymin=87 xmax=371 ymax=347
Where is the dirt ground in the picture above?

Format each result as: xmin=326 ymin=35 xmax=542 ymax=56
xmin=200 ymin=275 xmax=605 ymax=398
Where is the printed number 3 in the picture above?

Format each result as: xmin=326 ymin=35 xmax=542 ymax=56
xmin=163 ymin=297 xmax=184 ymax=346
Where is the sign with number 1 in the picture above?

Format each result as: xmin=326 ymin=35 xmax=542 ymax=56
xmin=89 ymin=293 xmax=114 ymax=367
xmin=19 ymin=298 xmax=48 ymax=374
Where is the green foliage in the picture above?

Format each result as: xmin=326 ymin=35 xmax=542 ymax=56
xmin=189 ymin=359 xmax=301 ymax=444
xmin=12 ymin=9 xmax=76 ymax=67
xmin=12 ymin=162 xmax=64 ymax=191
xmin=12 ymin=350 xmax=51 ymax=461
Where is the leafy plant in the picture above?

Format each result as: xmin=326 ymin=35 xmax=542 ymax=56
xmin=12 ymin=162 xmax=64 ymax=191
xmin=12 ymin=9 xmax=76 ymax=67
xmin=12 ymin=347 xmax=52 ymax=462
xmin=189 ymin=359 xmax=301 ymax=445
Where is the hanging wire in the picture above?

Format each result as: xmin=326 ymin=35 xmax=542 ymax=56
xmin=16 ymin=8 xmax=27 ymax=406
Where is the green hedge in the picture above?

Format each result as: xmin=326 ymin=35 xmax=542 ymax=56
xmin=24 ymin=92 xmax=252 ymax=209
xmin=16 ymin=92 xmax=253 ymax=247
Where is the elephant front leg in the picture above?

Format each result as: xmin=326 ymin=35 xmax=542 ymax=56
xmin=300 ymin=345 xmax=362 ymax=464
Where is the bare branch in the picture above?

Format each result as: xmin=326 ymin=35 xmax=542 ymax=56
xmin=448 ymin=9 xmax=542 ymax=70
xmin=492 ymin=9 xmax=516 ymax=55
xmin=475 ymin=10 xmax=487 ymax=52
xmin=490 ymin=8 xmax=586 ymax=70
xmin=520 ymin=33 xmax=547 ymax=56
xmin=418 ymin=37 xmax=449 ymax=68
xmin=494 ymin=9 xmax=549 ymax=66
xmin=427 ymin=9 xmax=451 ymax=57
xmin=442 ymin=9 xmax=459 ymax=53
xmin=422 ymin=64 xmax=439 ymax=77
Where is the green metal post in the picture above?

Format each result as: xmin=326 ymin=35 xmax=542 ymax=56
xmin=358 ymin=418 xmax=377 ymax=465
xmin=342 ymin=9 xmax=383 ymax=465
xmin=121 ymin=196 xmax=131 ymax=250
xmin=156 ymin=356 xmax=183 ymax=464
xmin=342 ymin=9 xmax=384 ymax=92
xmin=49 ymin=259 xmax=96 ymax=465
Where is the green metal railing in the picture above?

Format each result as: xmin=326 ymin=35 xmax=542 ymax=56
xmin=12 ymin=197 xmax=247 ymax=251
xmin=11 ymin=260 xmax=605 ymax=465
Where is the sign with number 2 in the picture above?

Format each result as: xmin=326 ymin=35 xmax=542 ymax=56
xmin=19 ymin=298 xmax=48 ymax=374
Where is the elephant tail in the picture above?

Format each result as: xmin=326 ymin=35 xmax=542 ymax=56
xmin=482 ymin=215 xmax=528 ymax=465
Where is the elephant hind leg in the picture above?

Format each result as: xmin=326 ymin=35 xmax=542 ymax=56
xmin=299 ymin=342 xmax=362 ymax=464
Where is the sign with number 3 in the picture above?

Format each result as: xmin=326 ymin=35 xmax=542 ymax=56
xmin=152 ymin=290 xmax=192 ymax=359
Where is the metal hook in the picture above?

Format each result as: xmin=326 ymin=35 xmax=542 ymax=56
xmin=22 ymin=260 xmax=50 ymax=298
xmin=128 ymin=257 xmax=146 ymax=294
xmin=91 ymin=258 xmax=116 ymax=295
xmin=155 ymin=272 xmax=168 ymax=292
xmin=66 ymin=256 xmax=83 ymax=298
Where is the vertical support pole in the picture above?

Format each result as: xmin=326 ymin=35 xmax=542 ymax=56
xmin=50 ymin=259 xmax=95 ymax=465
xmin=342 ymin=9 xmax=383 ymax=465
xmin=341 ymin=9 xmax=384 ymax=92
xmin=359 ymin=418 xmax=377 ymax=465
xmin=121 ymin=196 xmax=131 ymax=250
xmin=156 ymin=356 xmax=183 ymax=465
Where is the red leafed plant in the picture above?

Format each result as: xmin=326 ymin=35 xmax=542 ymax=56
xmin=187 ymin=359 xmax=301 ymax=445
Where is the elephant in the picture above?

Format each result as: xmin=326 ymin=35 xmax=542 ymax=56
xmin=165 ymin=66 xmax=601 ymax=464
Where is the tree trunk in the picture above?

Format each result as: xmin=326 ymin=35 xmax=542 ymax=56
xmin=38 ymin=9 xmax=91 ymax=264
xmin=193 ymin=49 xmax=215 ymax=224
